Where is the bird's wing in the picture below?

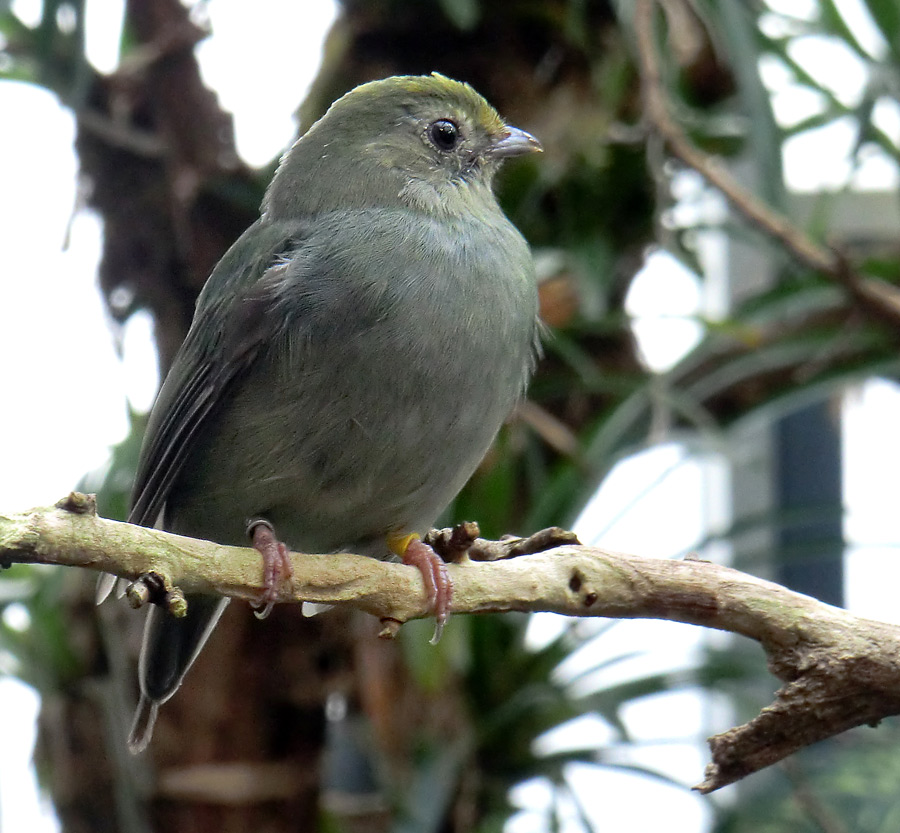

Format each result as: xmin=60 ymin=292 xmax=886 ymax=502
xmin=129 ymin=220 xmax=307 ymax=527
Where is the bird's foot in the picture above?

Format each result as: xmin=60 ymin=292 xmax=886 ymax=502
xmin=247 ymin=519 xmax=293 ymax=619
xmin=389 ymin=533 xmax=452 ymax=644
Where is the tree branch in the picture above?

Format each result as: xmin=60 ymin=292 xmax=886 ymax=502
xmin=4 ymin=493 xmax=900 ymax=793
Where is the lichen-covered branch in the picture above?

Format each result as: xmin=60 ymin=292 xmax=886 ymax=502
xmin=4 ymin=493 xmax=900 ymax=793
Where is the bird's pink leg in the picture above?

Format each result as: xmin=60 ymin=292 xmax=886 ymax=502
xmin=389 ymin=533 xmax=452 ymax=643
xmin=247 ymin=519 xmax=293 ymax=619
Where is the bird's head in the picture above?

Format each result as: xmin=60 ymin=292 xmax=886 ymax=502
xmin=264 ymin=73 xmax=542 ymax=219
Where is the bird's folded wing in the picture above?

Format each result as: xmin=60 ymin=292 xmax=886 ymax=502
xmin=128 ymin=221 xmax=309 ymax=528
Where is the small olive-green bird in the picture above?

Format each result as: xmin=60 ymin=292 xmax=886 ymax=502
xmin=118 ymin=73 xmax=542 ymax=752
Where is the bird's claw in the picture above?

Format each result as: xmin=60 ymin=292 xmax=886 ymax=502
xmin=247 ymin=519 xmax=293 ymax=618
xmin=401 ymin=537 xmax=452 ymax=642
xmin=252 ymin=601 xmax=274 ymax=620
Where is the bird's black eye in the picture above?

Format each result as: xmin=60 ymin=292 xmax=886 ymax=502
xmin=429 ymin=119 xmax=460 ymax=151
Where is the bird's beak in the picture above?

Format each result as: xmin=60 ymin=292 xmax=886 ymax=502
xmin=490 ymin=126 xmax=543 ymax=158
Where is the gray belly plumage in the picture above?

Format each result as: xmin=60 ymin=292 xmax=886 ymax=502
xmin=166 ymin=219 xmax=536 ymax=555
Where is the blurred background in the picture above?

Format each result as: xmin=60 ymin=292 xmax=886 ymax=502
xmin=3 ymin=0 xmax=900 ymax=831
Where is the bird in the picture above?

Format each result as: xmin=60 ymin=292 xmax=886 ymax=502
xmin=116 ymin=73 xmax=542 ymax=753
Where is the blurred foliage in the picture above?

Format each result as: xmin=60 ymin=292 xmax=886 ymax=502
xmin=0 ymin=564 xmax=82 ymax=691
xmin=712 ymin=724 xmax=900 ymax=833
xmin=3 ymin=0 xmax=900 ymax=832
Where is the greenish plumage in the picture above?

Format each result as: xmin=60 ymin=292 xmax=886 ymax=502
xmin=123 ymin=73 xmax=542 ymax=752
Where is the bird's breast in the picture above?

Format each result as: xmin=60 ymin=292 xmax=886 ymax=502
xmin=167 ymin=208 xmax=537 ymax=553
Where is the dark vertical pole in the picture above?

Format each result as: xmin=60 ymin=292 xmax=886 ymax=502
xmin=773 ymin=401 xmax=844 ymax=606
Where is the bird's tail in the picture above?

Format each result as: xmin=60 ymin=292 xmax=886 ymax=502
xmin=128 ymin=594 xmax=231 ymax=753
xmin=128 ymin=696 xmax=159 ymax=754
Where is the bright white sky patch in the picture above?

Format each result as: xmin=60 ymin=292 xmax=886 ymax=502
xmin=843 ymin=379 xmax=900 ymax=622
xmin=0 ymin=84 xmax=130 ymax=512
xmin=84 ymin=0 xmax=125 ymax=73
xmin=9 ymin=0 xmax=40 ymax=28
xmin=626 ymin=252 xmax=704 ymax=373
xmin=194 ymin=0 xmax=338 ymax=167
xmin=787 ymin=36 xmax=868 ymax=108
xmin=0 ymin=678 xmax=59 ymax=833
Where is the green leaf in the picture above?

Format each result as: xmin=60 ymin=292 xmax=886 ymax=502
xmin=865 ymin=0 xmax=900 ymax=61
